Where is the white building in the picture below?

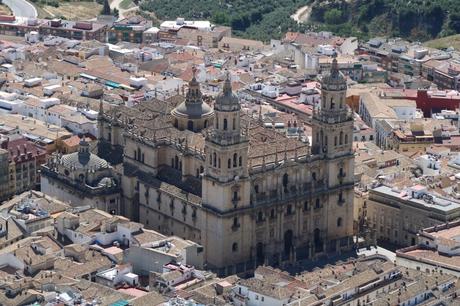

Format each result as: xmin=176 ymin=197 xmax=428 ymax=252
xmin=160 ymin=18 xmax=213 ymax=32
xmin=415 ymin=154 xmax=441 ymax=176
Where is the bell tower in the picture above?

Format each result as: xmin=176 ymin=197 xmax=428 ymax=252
xmin=311 ymin=54 xmax=354 ymax=252
xmin=201 ymin=74 xmax=251 ymax=269
xmin=203 ymin=74 xmax=249 ymax=212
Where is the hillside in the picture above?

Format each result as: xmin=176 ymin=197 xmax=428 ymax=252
xmin=140 ymin=0 xmax=460 ymax=42
xmin=140 ymin=0 xmax=310 ymax=41
xmin=423 ymin=34 xmax=460 ymax=50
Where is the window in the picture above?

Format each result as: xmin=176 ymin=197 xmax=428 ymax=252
xmin=270 ymin=209 xmax=275 ymax=219
xmin=228 ymin=159 xmax=231 ymax=169
xmin=345 ymin=134 xmax=349 ymax=144
xmin=232 ymin=243 xmax=238 ymax=252
xmin=287 ymin=204 xmax=293 ymax=215
xmin=334 ymin=136 xmax=337 ymax=146
xmin=233 ymin=153 xmax=237 ymax=167
xmin=257 ymin=211 xmax=263 ymax=222
xmin=233 ymin=191 xmax=238 ymax=202
xmin=339 ymin=131 xmax=343 ymax=145
xmin=312 ymin=172 xmax=316 ymax=181
xmin=216 ymin=117 xmax=219 ymax=129
xmin=213 ymin=153 xmax=217 ymax=167
xmin=315 ymin=198 xmax=320 ymax=209
xmin=239 ymin=156 xmax=242 ymax=167
xmin=282 ymin=173 xmax=289 ymax=188
xmin=223 ymin=118 xmax=228 ymax=130
xmin=233 ymin=117 xmax=236 ymax=130
xmin=233 ymin=217 xmax=238 ymax=227
xmin=337 ymin=217 xmax=343 ymax=227
xmin=254 ymin=185 xmax=259 ymax=193
xmin=304 ymin=201 xmax=308 ymax=211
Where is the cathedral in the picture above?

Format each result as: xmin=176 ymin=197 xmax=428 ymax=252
xmin=97 ymin=59 xmax=354 ymax=275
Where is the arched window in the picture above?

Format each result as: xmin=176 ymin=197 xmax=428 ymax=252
xmin=213 ymin=153 xmax=216 ymax=167
xmin=257 ymin=211 xmax=263 ymax=222
xmin=204 ymin=120 xmax=208 ymax=128
xmin=334 ymin=136 xmax=337 ymax=146
xmin=282 ymin=173 xmax=289 ymax=188
xmin=345 ymin=134 xmax=348 ymax=144
xmin=223 ymin=118 xmax=228 ymax=130
xmin=187 ymin=120 xmax=194 ymax=131
xmin=196 ymin=168 xmax=199 ymax=177
xmin=233 ymin=217 xmax=238 ymax=227
xmin=200 ymin=166 xmax=204 ymax=173
xmin=216 ymin=117 xmax=219 ymax=129
xmin=137 ymin=148 xmax=141 ymax=161
xmin=174 ymin=156 xmax=179 ymax=169
xmin=239 ymin=156 xmax=242 ymax=167
xmin=337 ymin=217 xmax=343 ymax=227
xmin=232 ymin=242 xmax=238 ymax=252
xmin=218 ymin=158 xmax=221 ymax=168
xmin=233 ymin=117 xmax=236 ymax=130
xmin=254 ymin=185 xmax=259 ymax=193
xmin=233 ymin=153 xmax=237 ymax=167
xmin=228 ymin=158 xmax=232 ymax=169
xmin=134 ymin=150 xmax=137 ymax=160
xmin=209 ymin=154 xmax=212 ymax=165
xmin=339 ymin=131 xmax=343 ymax=145
xmin=312 ymin=172 xmax=316 ymax=181
xmin=315 ymin=198 xmax=320 ymax=209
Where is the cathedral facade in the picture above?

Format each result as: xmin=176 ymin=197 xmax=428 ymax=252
xmin=97 ymin=60 xmax=354 ymax=275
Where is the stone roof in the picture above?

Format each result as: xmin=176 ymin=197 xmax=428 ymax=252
xmin=321 ymin=57 xmax=346 ymax=90
xmin=214 ymin=75 xmax=240 ymax=112
xmin=60 ymin=139 xmax=109 ymax=170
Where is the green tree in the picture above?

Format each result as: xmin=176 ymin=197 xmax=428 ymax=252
xmin=212 ymin=11 xmax=229 ymax=25
xmin=324 ymin=9 xmax=343 ymax=25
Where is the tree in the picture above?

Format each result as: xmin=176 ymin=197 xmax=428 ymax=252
xmin=101 ymin=0 xmax=111 ymax=15
xmin=448 ymin=13 xmax=460 ymax=34
xmin=324 ymin=9 xmax=343 ymax=25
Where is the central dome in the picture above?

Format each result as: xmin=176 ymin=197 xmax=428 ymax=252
xmin=171 ymin=66 xmax=214 ymax=132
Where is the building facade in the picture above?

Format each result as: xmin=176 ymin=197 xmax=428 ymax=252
xmin=97 ymin=60 xmax=354 ymax=275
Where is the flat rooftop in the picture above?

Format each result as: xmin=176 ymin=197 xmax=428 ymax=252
xmin=371 ymin=185 xmax=460 ymax=213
